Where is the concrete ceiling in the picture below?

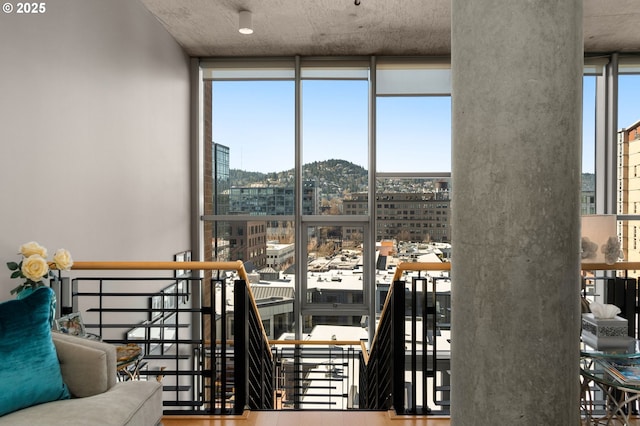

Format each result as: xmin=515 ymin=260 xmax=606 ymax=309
xmin=139 ymin=0 xmax=640 ymax=57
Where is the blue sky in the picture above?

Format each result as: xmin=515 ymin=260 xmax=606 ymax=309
xmin=212 ymin=76 xmax=640 ymax=175
xmin=212 ymin=81 xmax=295 ymax=173
xmin=618 ymin=75 xmax=640 ymax=130
xmin=211 ymin=80 xmax=451 ymax=174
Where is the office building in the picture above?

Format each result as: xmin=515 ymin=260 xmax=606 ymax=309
xmin=228 ymin=182 xmax=317 ymax=216
xmin=618 ymin=119 xmax=640 ymax=269
xmin=266 ymin=242 xmax=295 ymax=271
xmin=344 ymin=191 xmax=451 ymax=243
xmin=228 ymin=221 xmax=267 ymax=269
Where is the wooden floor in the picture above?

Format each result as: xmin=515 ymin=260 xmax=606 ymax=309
xmin=162 ymin=411 xmax=640 ymax=426
xmin=161 ymin=411 xmax=451 ymax=426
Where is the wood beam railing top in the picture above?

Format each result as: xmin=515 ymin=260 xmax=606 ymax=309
xmin=391 ymin=261 xmax=640 ymax=282
xmin=68 ymin=260 xmax=249 ymax=282
xmin=65 ymin=260 xmax=269 ymax=356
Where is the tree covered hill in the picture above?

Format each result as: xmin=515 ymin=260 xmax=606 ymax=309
xmin=230 ymin=159 xmax=367 ymax=193
xmin=230 ymin=161 xmax=595 ymax=196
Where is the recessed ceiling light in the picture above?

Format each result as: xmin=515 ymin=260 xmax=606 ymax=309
xmin=239 ymin=10 xmax=253 ymax=35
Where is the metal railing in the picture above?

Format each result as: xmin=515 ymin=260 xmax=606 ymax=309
xmin=361 ymin=262 xmax=452 ymax=415
xmin=55 ymin=260 xmax=273 ymax=415
xmin=234 ymin=280 xmax=274 ymax=411
xmin=359 ymin=279 xmax=398 ymax=411
xmin=54 ymin=260 xmax=455 ymax=415
xmin=270 ymin=340 xmax=364 ymax=410
xmin=53 ymin=259 xmax=640 ymax=417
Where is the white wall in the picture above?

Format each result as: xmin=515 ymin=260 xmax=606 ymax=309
xmin=0 ymin=0 xmax=191 ymax=300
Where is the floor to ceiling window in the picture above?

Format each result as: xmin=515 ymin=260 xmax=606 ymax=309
xmin=299 ymin=63 xmax=371 ymax=332
xmin=582 ymin=75 xmax=596 ymax=215
xmin=375 ymin=61 xmax=452 ymax=247
xmin=201 ymin=58 xmax=455 ymax=342
xmin=616 ymin=61 xmax=640 ymax=271
xmin=207 ymin=65 xmax=295 ymax=271
xmin=200 ymin=55 xmax=637 ymax=340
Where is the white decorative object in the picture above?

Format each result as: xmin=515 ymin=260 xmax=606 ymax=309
xmin=589 ymin=301 xmax=621 ymax=319
xmin=581 ymin=215 xmax=622 ymax=264
xmin=602 ymin=236 xmax=624 ymax=265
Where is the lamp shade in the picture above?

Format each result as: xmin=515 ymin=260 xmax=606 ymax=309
xmin=239 ymin=10 xmax=253 ymax=35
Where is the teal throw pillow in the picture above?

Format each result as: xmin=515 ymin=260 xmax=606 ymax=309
xmin=0 ymin=287 xmax=70 ymax=416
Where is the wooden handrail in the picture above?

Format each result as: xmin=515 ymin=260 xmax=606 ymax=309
xmin=392 ymin=261 xmax=451 ymax=282
xmin=66 ymin=260 xmax=268 ymax=356
xmin=268 ymin=339 xmax=371 ymax=365
xmin=391 ymin=261 xmax=640 ymax=283
xmin=207 ymin=339 xmax=363 ymax=346
xmin=268 ymin=339 xmax=363 ymax=346
xmin=68 ymin=260 xmax=640 ymax=363
xmin=581 ymin=262 xmax=640 ymax=271
xmin=375 ymin=260 xmax=640 ymax=359
xmin=69 ymin=260 xmax=249 ymax=282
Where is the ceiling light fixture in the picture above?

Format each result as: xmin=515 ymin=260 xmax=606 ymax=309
xmin=239 ymin=10 xmax=253 ymax=35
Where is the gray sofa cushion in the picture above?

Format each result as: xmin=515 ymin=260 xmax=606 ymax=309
xmin=53 ymin=331 xmax=117 ymax=391
xmin=54 ymin=336 xmax=111 ymax=397
xmin=0 ymin=381 xmax=163 ymax=426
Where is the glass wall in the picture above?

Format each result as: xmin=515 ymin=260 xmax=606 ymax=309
xmin=376 ymin=96 xmax=451 ymax=173
xmin=302 ymin=78 xmax=369 ymax=215
xmin=201 ymin=54 xmax=639 ymax=340
xmin=582 ymin=75 xmax=596 ymax=215
xmin=375 ymin=61 xmax=452 ymax=249
xmin=616 ymin=63 xmax=640 ymax=271
xmin=206 ymin=64 xmax=295 ymax=272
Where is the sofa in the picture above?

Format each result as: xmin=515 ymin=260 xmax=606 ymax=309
xmin=0 ymin=288 xmax=163 ymax=425
xmin=0 ymin=332 xmax=163 ymax=425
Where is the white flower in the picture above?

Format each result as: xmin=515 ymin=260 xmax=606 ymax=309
xmin=53 ymin=249 xmax=73 ymax=271
xmin=21 ymin=254 xmax=49 ymax=281
xmin=19 ymin=241 xmax=47 ymax=258
xmin=7 ymin=241 xmax=73 ymax=295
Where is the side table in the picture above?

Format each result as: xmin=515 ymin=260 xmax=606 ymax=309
xmin=581 ymin=352 xmax=640 ymax=425
xmin=116 ymin=343 xmax=143 ymax=380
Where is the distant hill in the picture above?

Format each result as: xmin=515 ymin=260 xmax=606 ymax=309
xmin=230 ymin=162 xmax=595 ymax=195
xmin=230 ymin=159 xmax=367 ymax=193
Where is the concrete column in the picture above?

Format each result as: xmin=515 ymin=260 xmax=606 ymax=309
xmin=450 ymin=1 xmax=583 ymax=425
